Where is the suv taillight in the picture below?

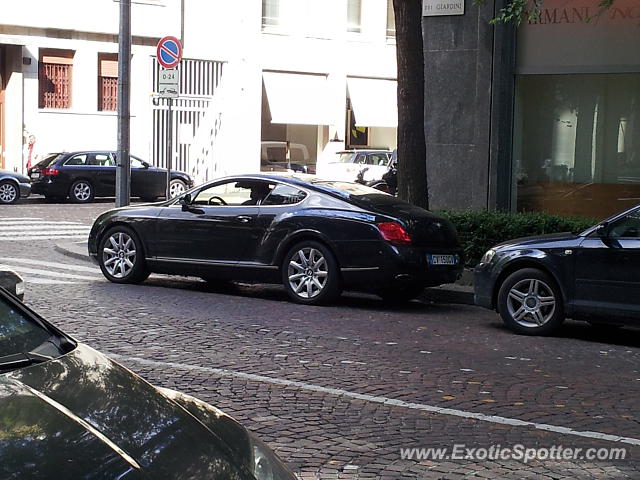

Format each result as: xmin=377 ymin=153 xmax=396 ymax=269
xmin=377 ymin=221 xmax=411 ymax=246
xmin=41 ymin=168 xmax=60 ymax=176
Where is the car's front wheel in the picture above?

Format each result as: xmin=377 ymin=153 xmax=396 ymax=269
xmin=69 ymin=180 xmax=94 ymax=203
xmin=0 ymin=181 xmax=19 ymax=205
xmin=169 ymin=179 xmax=187 ymax=198
xmin=98 ymin=226 xmax=149 ymax=284
xmin=282 ymin=241 xmax=341 ymax=305
xmin=497 ymin=268 xmax=564 ymax=335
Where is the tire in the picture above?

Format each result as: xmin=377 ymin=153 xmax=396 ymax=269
xmin=69 ymin=179 xmax=94 ymax=203
xmin=497 ymin=268 xmax=564 ymax=336
xmin=98 ymin=226 xmax=149 ymax=284
xmin=282 ymin=240 xmax=341 ymax=305
xmin=169 ymin=179 xmax=187 ymax=198
xmin=377 ymin=285 xmax=424 ymax=303
xmin=0 ymin=181 xmax=19 ymax=205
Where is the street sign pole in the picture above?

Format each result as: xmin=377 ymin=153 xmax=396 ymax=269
xmin=156 ymin=36 xmax=182 ymax=200
xmin=166 ymin=97 xmax=173 ymax=200
xmin=116 ymin=0 xmax=131 ymax=208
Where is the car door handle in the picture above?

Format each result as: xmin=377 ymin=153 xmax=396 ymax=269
xmin=236 ymin=215 xmax=252 ymax=223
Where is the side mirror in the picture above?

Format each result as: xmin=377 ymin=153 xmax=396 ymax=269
xmin=180 ymin=193 xmax=192 ymax=211
xmin=0 ymin=270 xmax=25 ymax=300
xmin=595 ymin=223 xmax=609 ymax=238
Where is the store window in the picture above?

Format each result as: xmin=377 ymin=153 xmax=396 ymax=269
xmin=513 ymin=73 xmax=640 ymax=219
xmin=39 ymin=49 xmax=74 ymax=109
xmin=347 ymin=0 xmax=362 ymax=33
xmin=98 ymin=53 xmax=118 ymax=111
xmin=262 ymin=0 xmax=279 ymax=28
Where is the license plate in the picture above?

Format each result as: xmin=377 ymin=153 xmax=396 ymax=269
xmin=428 ymin=254 xmax=458 ymax=265
xmin=30 ymin=172 xmax=40 ymax=179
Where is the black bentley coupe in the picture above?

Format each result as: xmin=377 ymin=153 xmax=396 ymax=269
xmin=88 ymin=174 xmax=462 ymax=304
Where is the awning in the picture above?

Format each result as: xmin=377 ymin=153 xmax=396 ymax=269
xmin=263 ymin=71 xmax=333 ymax=126
xmin=347 ymin=77 xmax=397 ymax=128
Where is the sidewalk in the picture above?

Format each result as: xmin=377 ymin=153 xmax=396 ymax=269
xmin=53 ymin=240 xmax=475 ymax=304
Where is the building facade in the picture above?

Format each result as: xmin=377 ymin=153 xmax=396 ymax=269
xmin=423 ymin=0 xmax=640 ymax=219
xmin=0 ymin=0 xmax=398 ymax=187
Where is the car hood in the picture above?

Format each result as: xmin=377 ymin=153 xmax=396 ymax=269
xmin=0 ymin=344 xmax=254 ymax=480
xmin=495 ymin=232 xmax=580 ymax=250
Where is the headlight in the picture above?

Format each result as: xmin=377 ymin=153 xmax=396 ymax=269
xmin=480 ymin=248 xmax=496 ymax=265
xmin=250 ymin=434 xmax=297 ymax=480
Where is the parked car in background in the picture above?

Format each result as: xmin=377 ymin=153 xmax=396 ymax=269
xmin=316 ymin=149 xmax=391 ymax=183
xmin=0 ymin=169 xmax=31 ymax=205
xmin=89 ymin=174 xmax=463 ymax=305
xmin=0 ymin=282 xmax=296 ymax=480
xmin=260 ymin=141 xmax=314 ymax=174
xmin=475 ymin=204 xmax=640 ymax=335
xmin=28 ymin=152 xmax=193 ymax=203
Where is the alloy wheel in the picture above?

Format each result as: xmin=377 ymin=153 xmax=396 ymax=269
xmin=73 ymin=182 xmax=92 ymax=202
xmin=506 ymin=278 xmax=556 ymax=328
xmin=102 ymin=232 xmax=137 ymax=279
xmin=169 ymin=180 xmax=186 ymax=198
xmin=287 ymin=247 xmax=328 ymax=299
xmin=0 ymin=183 xmax=18 ymax=204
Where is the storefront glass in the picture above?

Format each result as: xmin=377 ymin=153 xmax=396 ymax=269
xmin=514 ymin=73 xmax=640 ymax=219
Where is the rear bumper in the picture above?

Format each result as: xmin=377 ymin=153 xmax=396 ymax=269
xmin=31 ymin=179 xmax=67 ymax=196
xmin=340 ymin=243 xmax=463 ymax=290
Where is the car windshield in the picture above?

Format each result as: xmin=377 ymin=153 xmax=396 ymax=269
xmin=0 ymin=296 xmax=69 ymax=373
xmin=336 ymin=153 xmax=356 ymax=163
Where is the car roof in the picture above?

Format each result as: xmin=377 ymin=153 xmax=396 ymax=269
xmin=337 ymin=149 xmax=391 ymax=154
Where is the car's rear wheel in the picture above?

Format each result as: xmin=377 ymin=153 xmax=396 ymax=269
xmin=98 ymin=226 xmax=149 ymax=284
xmin=282 ymin=240 xmax=341 ymax=305
xmin=69 ymin=180 xmax=94 ymax=203
xmin=0 ymin=181 xmax=19 ymax=205
xmin=169 ymin=179 xmax=186 ymax=198
xmin=497 ymin=268 xmax=564 ymax=335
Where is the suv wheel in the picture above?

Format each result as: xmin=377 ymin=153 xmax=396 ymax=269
xmin=497 ymin=268 xmax=564 ymax=336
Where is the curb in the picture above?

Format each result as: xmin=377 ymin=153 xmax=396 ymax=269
xmin=421 ymin=286 xmax=475 ymax=305
xmin=54 ymin=242 xmax=92 ymax=263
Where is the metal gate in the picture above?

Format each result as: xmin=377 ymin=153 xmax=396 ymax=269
xmin=151 ymin=58 xmax=224 ymax=178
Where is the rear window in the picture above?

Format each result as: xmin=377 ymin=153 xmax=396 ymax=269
xmin=35 ymin=154 xmax=63 ymax=168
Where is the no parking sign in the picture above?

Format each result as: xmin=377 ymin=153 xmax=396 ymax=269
xmin=156 ymin=36 xmax=182 ymax=69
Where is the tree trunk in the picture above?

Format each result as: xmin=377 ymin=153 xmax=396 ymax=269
xmin=394 ymin=0 xmax=428 ymax=209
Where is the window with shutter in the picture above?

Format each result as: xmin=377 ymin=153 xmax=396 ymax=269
xmin=98 ymin=53 xmax=118 ymax=111
xmin=39 ymin=49 xmax=74 ymax=109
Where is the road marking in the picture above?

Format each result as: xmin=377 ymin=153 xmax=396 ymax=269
xmin=0 ymin=221 xmax=84 ymax=226
xmin=0 ymin=230 xmax=90 ymax=236
xmin=0 ymin=264 xmax=99 ymax=281
xmin=0 ymin=217 xmax=43 ymax=221
xmin=0 ymin=225 xmax=91 ymax=231
xmin=109 ymin=354 xmax=640 ymax=448
xmin=27 ymin=278 xmax=78 ymax=285
xmin=0 ymin=235 xmax=88 ymax=242
xmin=0 ymin=257 xmax=99 ymax=274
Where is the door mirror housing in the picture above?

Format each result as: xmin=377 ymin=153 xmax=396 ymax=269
xmin=179 ymin=193 xmax=192 ymax=211
xmin=595 ymin=223 xmax=609 ymax=238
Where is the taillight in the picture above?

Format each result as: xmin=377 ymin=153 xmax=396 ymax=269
xmin=377 ymin=221 xmax=411 ymax=246
xmin=42 ymin=168 xmax=60 ymax=176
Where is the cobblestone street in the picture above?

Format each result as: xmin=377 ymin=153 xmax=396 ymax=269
xmin=2 ymin=200 xmax=640 ymax=479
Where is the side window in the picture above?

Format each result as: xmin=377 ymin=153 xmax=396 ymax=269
xmin=192 ymin=181 xmax=274 ymax=206
xmin=130 ymin=157 xmax=145 ymax=169
xmin=262 ymin=184 xmax=307 ymax=206
xmin=609 ymin=211 xmax=640 ymax=238
xmin=65 ymin=154 xmax=87 ymax=166
xmin=354 ymin=154 xmax=366 ymax=164
xmin=87 ymin=153 xmax=114 ymax=167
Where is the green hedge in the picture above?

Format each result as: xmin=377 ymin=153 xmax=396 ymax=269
xmin=437 ymin=210 xmax=597 ymax=267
